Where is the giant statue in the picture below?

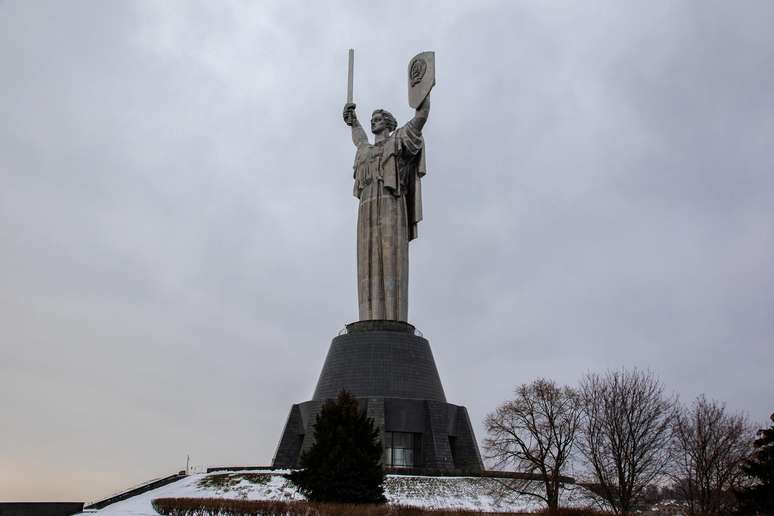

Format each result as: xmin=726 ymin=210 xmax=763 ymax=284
xmin=273 ymin=51 xmax=483 ymax=474
xmin=342 ymin=51 xmax=435 ymax=322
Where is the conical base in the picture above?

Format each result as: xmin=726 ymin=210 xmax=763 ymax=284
xmin=272 ymin=321 xmax=483 ymax=473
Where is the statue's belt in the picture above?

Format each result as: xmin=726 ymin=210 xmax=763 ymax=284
xmin=360 ymin=177 xmax=406 ymax=188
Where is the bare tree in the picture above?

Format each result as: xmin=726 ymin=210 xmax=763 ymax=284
xmin=578 ymin=369 xmax=675 ymax=514
xmin=484 ymin=378 xmax=582 ymax=511
xmin=671 ymin=395 xmax=753 ymax=516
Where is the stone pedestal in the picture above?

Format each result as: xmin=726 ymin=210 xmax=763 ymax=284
xmin=272 ymin=321 xmax=483 ymax=473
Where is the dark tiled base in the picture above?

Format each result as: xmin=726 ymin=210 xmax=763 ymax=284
xmin=272 ymin=322 xmax=483 ymax=473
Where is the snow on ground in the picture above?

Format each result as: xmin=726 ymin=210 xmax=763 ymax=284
xmin=76 ymin=470 xmax=597 ymax=515
xmin=382 ymin=475 xmax=593 ymax=512
xmin=77 ymin=472 xmax=302 ymax=516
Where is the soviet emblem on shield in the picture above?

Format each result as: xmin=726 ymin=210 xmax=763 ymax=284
xmin=410 ymin=58 xmax=427 ymax=86
xmin=408 ymin=51 xmax=436 ymax=109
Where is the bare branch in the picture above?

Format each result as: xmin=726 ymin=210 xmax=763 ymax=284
xmin=485 ymin=378 xmax=582 ymax=511
xmin=670 ymin=395 xmax=754 ymax=516
xmin=578 ymin=368 xmax=675 ymax=514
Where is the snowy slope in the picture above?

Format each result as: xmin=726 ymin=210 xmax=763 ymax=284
xmin=77 ymin=470 xmax=596 ymax=515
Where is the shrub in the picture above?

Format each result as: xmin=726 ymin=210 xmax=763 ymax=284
xmin=151 ymin=497 xmax=607 ymax=515
xmin=289 ymin=390 xmax=385 ymax=503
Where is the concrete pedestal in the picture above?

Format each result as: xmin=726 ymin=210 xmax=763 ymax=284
xmin=272 ymin=321 xmax=483 ymax=473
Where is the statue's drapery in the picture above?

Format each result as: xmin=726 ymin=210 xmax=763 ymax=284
xmin=353 ymin=118 xmax=426 ymax=321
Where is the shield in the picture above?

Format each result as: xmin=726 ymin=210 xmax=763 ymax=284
xmin=408 ymin=51 xmax=435 ymax=108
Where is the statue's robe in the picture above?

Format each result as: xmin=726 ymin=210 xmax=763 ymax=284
xmin=353 ymin=118 xmax=426 ymax=321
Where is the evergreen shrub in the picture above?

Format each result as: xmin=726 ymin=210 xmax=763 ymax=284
xmin=289 ymin=390 xmax=386 ymax=504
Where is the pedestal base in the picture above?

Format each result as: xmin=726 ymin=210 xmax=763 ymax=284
xmin=272 ymin=321 xmax=483 ymax=473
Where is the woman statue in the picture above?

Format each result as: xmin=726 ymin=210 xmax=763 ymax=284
xmin=342 ymin=97 xmax=430 ymax=322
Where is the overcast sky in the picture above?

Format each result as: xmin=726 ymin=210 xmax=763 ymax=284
xmin=2 ymin=0 xmax=773 ymax=502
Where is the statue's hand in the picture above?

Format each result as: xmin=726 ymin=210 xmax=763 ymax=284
xmin=343 ymin=103 xmax=357 ymax=126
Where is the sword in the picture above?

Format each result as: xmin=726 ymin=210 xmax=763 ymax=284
xmin=347 ymin=48 xmax=354 ymax=104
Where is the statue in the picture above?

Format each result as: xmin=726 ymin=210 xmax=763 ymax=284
xmin=342 ymin=51 xmax=435 ymax=322
xmin=274 ymin=52 xmax=484 ymax=475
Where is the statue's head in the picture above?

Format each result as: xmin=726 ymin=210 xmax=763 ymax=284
xmin=371 ymin=109 xmax=397 ymax=135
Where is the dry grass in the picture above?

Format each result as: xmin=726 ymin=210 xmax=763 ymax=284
xmin=151 ymin=497 xmax=605 ymax=515
xmin=198 ymin=473 xmax=272 ymax=490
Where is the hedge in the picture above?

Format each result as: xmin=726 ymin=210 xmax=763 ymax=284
xmin=151 ymin=497 xmax=604 ymax=516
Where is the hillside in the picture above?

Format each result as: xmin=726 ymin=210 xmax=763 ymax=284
xmin=77 ymin=470 xmax=596 ymax=515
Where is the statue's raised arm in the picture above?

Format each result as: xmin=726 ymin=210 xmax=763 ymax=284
xmin=412 ymin=96 xmax=430 ymax=130
xmin=343 ymin=103 xmax=368 ymax=146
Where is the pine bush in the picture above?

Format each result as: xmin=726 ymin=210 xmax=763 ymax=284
xmin=289 ymin=390 xmax=386 ymax=503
